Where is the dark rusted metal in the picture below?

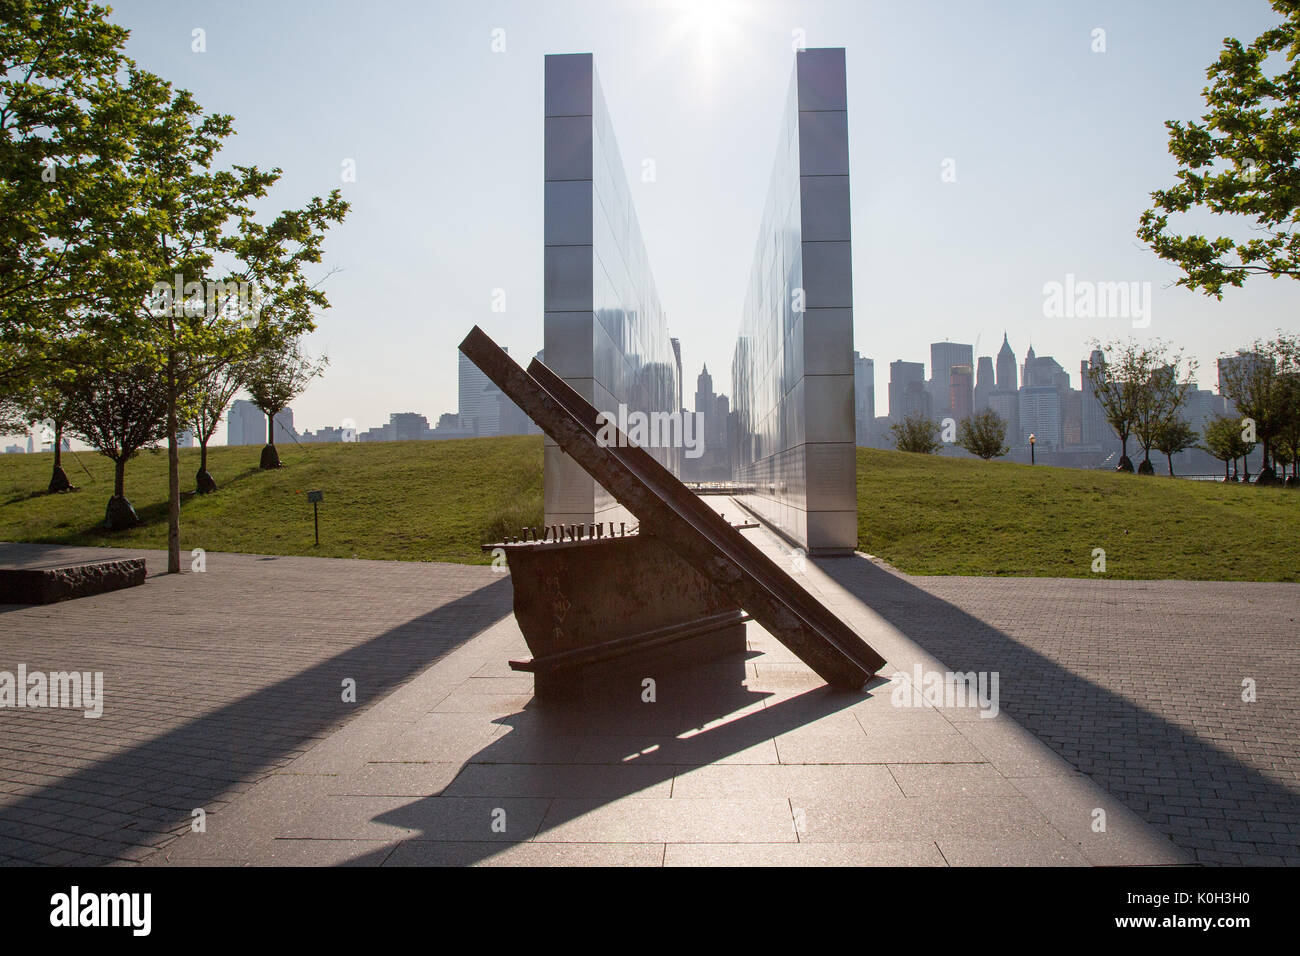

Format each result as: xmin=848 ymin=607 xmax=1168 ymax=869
xmin=459 ymin=325 xmax=887 ymax=689
xmin=486 ymin=532 xmax=748 ymax=698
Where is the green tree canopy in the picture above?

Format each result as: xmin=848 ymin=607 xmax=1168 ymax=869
xmin=1138 ymin=0 xmax=1300 ymax=296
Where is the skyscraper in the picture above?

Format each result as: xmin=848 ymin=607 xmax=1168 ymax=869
xmin=853 ymin=351 xmax=874 ymax=445
xmin=930 ymin=341 xmax=973 ymax=419
xmin=227 ymin=399 xmax=294 ymax=446
xmin=996 ymin=332 xmax=1017 ymax=391
xmin=974 ymin=355 xmax=995 ymax=413
xmin=1081 ymin=350 xmax=1106 ymax=447
xmin=889 ymin=360 xmax=925 ymax=420
xmin=1019 ymin=386 xmax=1062 ymax=448
xmin=949 ymin=364 xmax=974 ymax=422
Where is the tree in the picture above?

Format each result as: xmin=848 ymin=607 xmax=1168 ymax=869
xmin=1131 ymin=350 xmax=1197 ymax=475
xmin=1274 ymin=364 xmax=1300 ymax=482
xmin=184 ymin=363 xmax=243 ymax=494
xmin=1152 ymin=418 xmax=1198 ymax=476
xmin=1202 ymin=414 xmax=1255 ymax=481
xmin=1086 ymin=339 xmax=1170 ymax=472
xmin=1219 ymin=333 xmax=1299 ymax=483
xmin=82 ymin=66 xmax=347 ymax=573
xmin=61 ymin=350 xmax=169 ymax=530
xmin=0 ymin=1 xmax=140 ymax=400
xmin=890 ymin=413 xmax=941 ymax=455
xmin=241 ymin=338 xmax=327 ymax=469
xmin=957 ymin=409 xmax=1009 ymax=459
xmin=1137 ymin=1 xmax=1300 ymax=296
xmin=23 ymin=382 xmax=73 ymax=491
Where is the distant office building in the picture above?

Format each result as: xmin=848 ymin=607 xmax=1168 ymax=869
xmin=671 ymin=338 xmax=683 ymax=414
xmin=988 ymin=390 xmax=1019 ymax=445
xmin=390 ymin=412 xmax=429 ymax=442
xmin=949 ymin=364 xmax=974 ymax=422
xmin=458 ymin=351 xmax=503 ymax=436
xmin=974 ymin=356 xmax=995 ymax=413
xmin=1024 ymin=352 xmax=1070 ymax=393
xmin=1063 ymin=389 xmax=1083 ymax=446
xmin=889 ymin=360 xmax=926 ymax=421
xmin=685 ymin=364 xmax=731 ymax=481
xmin=996 ymin=333 xmax=1017 ymax=392
xmin=300 ymin=425 xmax=347 ymax=443
xmin=930 ymin=341 xmax=973 ymax=419
xmin=854 ymin=352 xmax=874 ymax=445
xmin=1081 ymin=350 xmax=1106 ymax=447
xmin=1019 ymin=386 xmax=1063 ymax=448
xmin=901 ymin=379 xmax=932 ymax=421
xmin=458 ymin=349 xmax=530 ymax=437
xmin=228 ymin=399 xmax=295 ymax=446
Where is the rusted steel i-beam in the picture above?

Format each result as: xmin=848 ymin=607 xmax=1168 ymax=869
xmin=458 ymin=325 xmax=887 ymax=689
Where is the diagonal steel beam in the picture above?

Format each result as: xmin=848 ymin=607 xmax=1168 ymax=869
xmin=458 ymin=325 xmax=887 ymax=689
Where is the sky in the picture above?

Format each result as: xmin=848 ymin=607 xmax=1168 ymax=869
xmin=11 ymin=0 xmax=1298 ymax=446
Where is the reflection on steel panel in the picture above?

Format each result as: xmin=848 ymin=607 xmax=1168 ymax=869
xmin=460 ymin=325 xmax=887 ymax=689
xmin=731 ymin=47 xmax=856 ymax=553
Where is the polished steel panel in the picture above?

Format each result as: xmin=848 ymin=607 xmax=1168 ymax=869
xmin=543 ymin=53 xmax=679 ymax=529
xmin=544 ymin=115 xmax=593 ymax=181
xmin=731 ymin=48 xmax=855 ymax=553
xmin=544 ymin=52 xmax=593 ymax=117
xmin=799 ymin=174 xmax=852 ymax=241
xmin=544 ymin=180 xmax=593 ymax=246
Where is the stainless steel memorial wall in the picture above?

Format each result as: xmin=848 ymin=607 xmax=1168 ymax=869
xmin=730 ymin=48 xmax=857 ymax=554
xmin=543 ymin=53 xmax=680 ymax=531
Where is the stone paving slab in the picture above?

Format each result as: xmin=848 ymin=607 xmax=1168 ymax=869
xmin=133 ymin=511 xmax=1186 ymax=868
xmin=815 ymin=552 xmax=1300 ymax=865
xmin=0 ymin=542 xmax=508 ymax=865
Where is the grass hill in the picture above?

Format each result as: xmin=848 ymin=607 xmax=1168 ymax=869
xmin=854 ymin=448 xmax=1295 ymax=581
xmin=0 ymin=438 xmax=1294 ymax=580
xmin=0 ymin=436 xmax=543 ymax=565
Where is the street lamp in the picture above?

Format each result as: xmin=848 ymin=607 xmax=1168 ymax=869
xmin=1029 ymin=433 xmax=1036 ymax=465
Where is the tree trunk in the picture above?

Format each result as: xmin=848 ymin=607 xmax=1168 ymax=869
xmin=1166 ymin=452 xmax=1175 ymax=476
xmin=47 ymin=420 xmax=70 ymax=493
xmin=259 ymin=409 xmax=281 ymax=469
xmin=196 ymin=436 xmax=217 ymax=494
xmin=105 ymin=457 xmax=138 ymax=530
xmin=167 ymin=348 xmax=181 ymax=574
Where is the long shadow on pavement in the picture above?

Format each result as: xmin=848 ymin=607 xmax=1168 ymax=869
xmin=0 ymin=576 xmax=512 ymax=865
xmin=812 ymin=555 xmax=1300 ymax=866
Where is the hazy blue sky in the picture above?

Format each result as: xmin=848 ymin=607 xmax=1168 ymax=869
xmin=62 ymin=1 xmax=1300 ymax=439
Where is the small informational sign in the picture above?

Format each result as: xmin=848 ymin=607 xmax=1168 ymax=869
xmin=307 ymin=490 xmax=324 ymax=503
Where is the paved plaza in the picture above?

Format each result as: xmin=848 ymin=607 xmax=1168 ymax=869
xmin=0 ymin=513 xmax=1295 ymax=866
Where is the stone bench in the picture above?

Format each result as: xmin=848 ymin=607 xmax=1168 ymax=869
xmin=0 ymin=558 xmax=147 ymax=605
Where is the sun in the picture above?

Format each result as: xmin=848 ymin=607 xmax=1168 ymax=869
xmin=670 ymin=0 xmax=747 ymax=65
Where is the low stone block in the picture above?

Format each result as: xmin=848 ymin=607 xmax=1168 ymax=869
xmin=0 ymin=558 xmax=146 ymax=605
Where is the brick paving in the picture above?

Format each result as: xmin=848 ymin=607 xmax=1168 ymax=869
xmin=143 ymin=521 xmax=1183 ymax=867
xmin=818 ymin=556 xmax=1300 ymax=865
xmin=6 ymin=532 xmax=1285 ymax=867
xmin=0 ymin=544 xmax=508 ymax=865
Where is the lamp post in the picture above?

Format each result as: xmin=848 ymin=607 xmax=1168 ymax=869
xmin=1029 ymin=433 xmax=1036 ymax=465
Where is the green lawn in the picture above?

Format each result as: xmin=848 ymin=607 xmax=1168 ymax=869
xmin=0 ymin=438 xmax=1294 ymax=579
xmin=855 ymin=447 xmax=1297 ymax=581
xmin=0 ymin=436 xmax=543 ymax=565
